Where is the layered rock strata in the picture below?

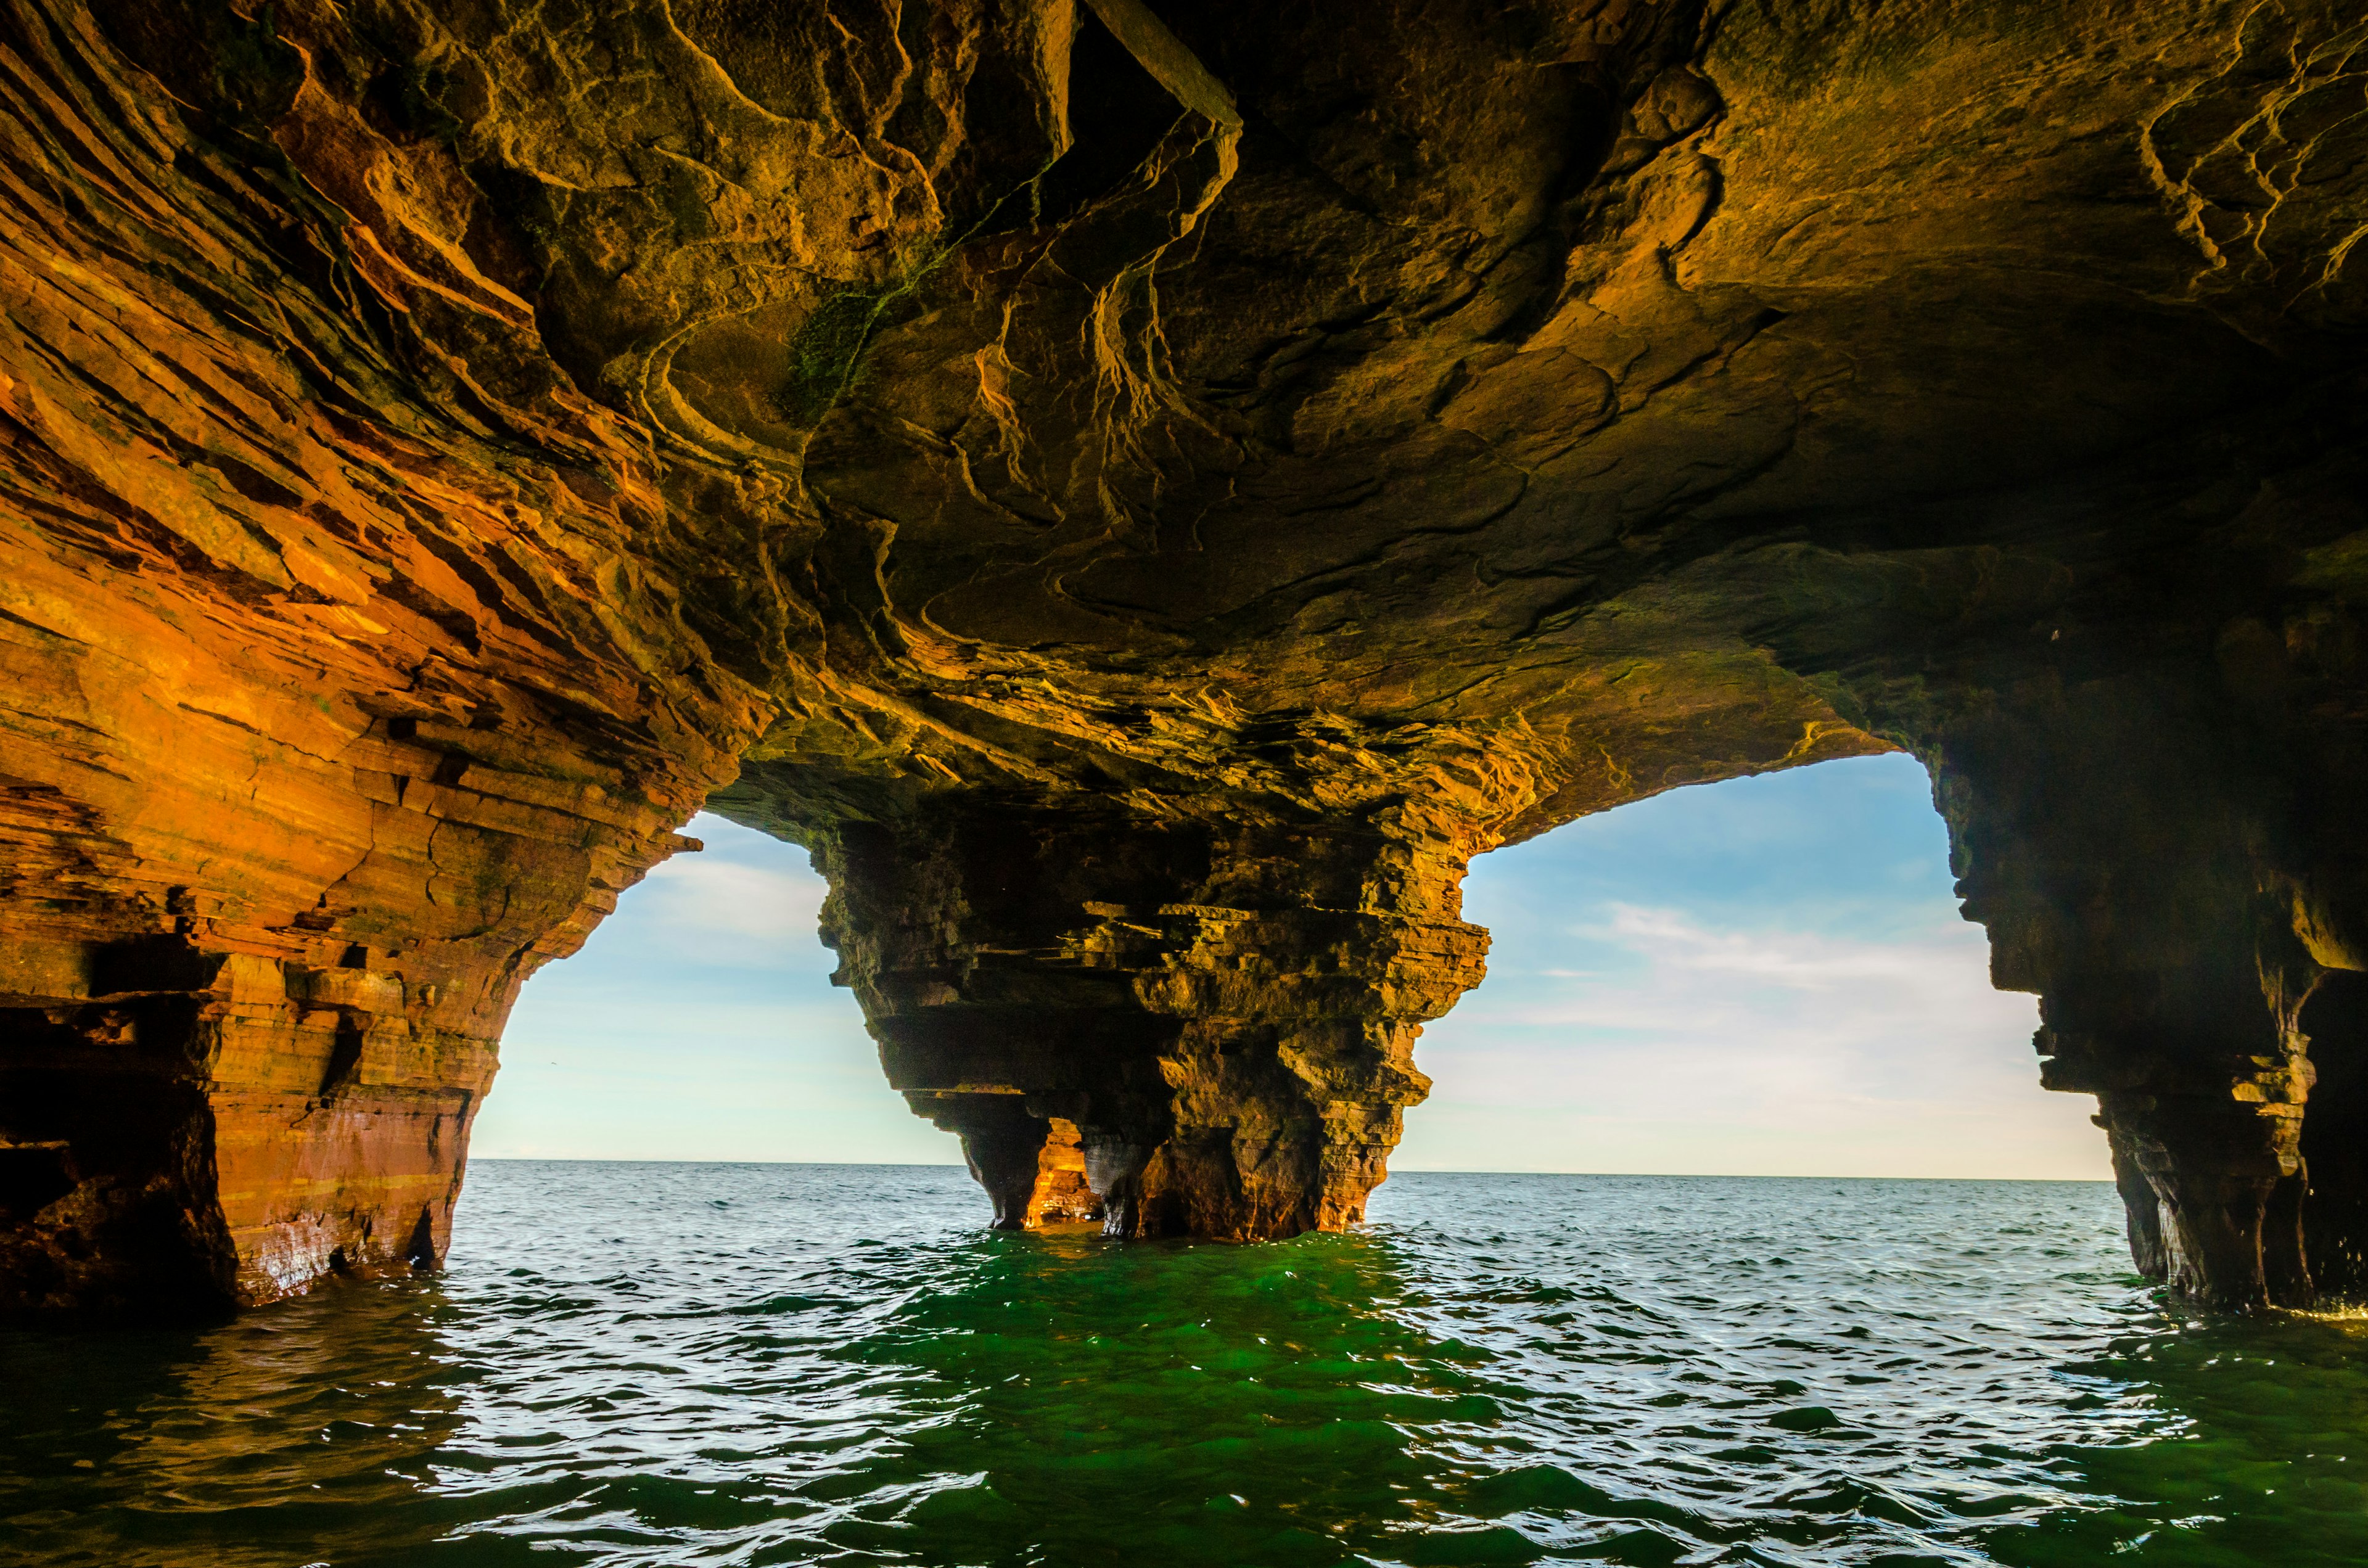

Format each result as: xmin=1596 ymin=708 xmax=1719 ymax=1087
xmin=0 ymin=0 xmax=2366 ymax=1313
xmin=793 ymin=800 xmax=1485 ymax=1237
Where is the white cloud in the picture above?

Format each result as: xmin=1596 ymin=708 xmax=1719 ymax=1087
xmin=1401 ymin=904 xmax=2106 ymax=1181
xmin=638 ymin=853 xmax=829 ymax=945
xmin=477 ymin=815 xmax=945 ymax=1164
xmin=572 ymin=840 xmax=839 ymax=975
xmin=1605 ymin=903 xmax=1962 ymax=985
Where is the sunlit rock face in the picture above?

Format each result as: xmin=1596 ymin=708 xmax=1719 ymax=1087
xmin=1 ymin=0 xmax=2366 ymax=1312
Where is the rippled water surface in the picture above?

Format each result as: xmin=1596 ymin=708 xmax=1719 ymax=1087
xmin=7 ymin=1165 xmax=2368 ymax=1566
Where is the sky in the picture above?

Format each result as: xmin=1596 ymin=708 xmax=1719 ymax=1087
xmin=473 ymin=752 xmax=2110 ymax=1180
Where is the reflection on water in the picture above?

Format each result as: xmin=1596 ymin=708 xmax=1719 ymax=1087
xmin=1 ymin=1277 xmax=465 ymax=1566
xmin=3 ymin=1165 xmax=2366 ymax=1567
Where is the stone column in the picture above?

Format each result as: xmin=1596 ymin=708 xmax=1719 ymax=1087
xmin=2090 ymin=1090 xmax=2311 ymax=1312
xmin=809 ymin=803 xmax=1489 ymax=1239
xmin=1931 ymin=686 xmax=2323 ymax=1309
xmin=2025 ymin=939 xmax=2319 ymax=1311
xmin=2298 ymin=971 xmax=2368 ymax=1302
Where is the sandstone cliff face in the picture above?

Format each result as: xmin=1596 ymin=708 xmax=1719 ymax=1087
xmin=1 ymin=0 xmax=2366 ymax=1312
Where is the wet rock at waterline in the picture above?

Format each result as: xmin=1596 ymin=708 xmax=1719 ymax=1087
xmin=2 ymin=0 xmax=2367 ymax=1313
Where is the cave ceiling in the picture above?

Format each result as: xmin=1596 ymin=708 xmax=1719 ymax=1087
xmin=88 ymin=0 xmax=2365 ymax=845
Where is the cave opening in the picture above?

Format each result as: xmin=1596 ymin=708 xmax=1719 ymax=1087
xmin=1397 ymin=753 xmax=2108 ymax=1184
xmin=482 ymin=752 xmax=2107 ymax=1224
xmin=474 ymin=814 xmax=957 ymax=1168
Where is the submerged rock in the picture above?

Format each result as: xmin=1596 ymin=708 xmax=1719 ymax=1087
xmin=1 ymin=0 xmax=2366 ymax=1311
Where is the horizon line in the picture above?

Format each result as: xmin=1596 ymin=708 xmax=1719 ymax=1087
xmin=466 ymin=1156 xmax=2110 ymax=1183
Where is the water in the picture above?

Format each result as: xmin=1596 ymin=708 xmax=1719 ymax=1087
xmin=4 ymin=1165 xmax=2367 ymax=1567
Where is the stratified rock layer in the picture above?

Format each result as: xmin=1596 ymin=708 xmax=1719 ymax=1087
xmin=1 ymin=0 xmax=2367 ymax=1312
xmin=788 ymin=799 xmax=1484 ymax=1237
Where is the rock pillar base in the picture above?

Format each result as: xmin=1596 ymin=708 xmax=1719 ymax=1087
xmin=810 ymin=805 xmax=1489 ymax=1241
xmin=911 ymin=1093 xmax=1103 ymax=1228
xmin=2300 ymin=973 xmax=2368 ymax=1303
xmin=2093 ymin=1091 xmax=2311 ymax=1313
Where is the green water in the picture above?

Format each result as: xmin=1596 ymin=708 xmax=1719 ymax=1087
xmin=4 ymin=1165 xmax=2366 ymax=1566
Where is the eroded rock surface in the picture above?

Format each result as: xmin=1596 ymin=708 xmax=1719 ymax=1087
xmin=789 ymin=800 xmax=1484 ymax=1238
xmin=1 ymin=0 xmax=2367 ymax=1311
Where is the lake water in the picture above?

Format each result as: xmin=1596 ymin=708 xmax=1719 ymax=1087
xmin=4 ymin=1163 xmax=2367 ymax=1566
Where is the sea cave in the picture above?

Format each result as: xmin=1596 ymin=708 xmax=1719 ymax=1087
xmin=2 ymin=0 xmax=2368 ymax=1325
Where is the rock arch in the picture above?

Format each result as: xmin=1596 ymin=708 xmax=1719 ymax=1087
xmin=1 ymin=0 xmax=2367 ymax=1313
